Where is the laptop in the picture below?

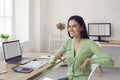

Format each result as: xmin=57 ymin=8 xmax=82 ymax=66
xmin=2 ymin=40 xmax=34 ymax=64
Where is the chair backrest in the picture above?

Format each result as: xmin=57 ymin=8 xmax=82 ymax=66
xmin=87 ymin=64 xmax=99 ymax=80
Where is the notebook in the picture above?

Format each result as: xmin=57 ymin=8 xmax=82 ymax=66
xmin=2 ymin=40 xmax=34 ymax=64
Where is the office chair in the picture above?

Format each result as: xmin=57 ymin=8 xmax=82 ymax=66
xmin=42 ymin=64 xmax=99 ymax=80
xmin=92 ymin=55 xmax=103 ymax=77
xmin=87 ymin=64 xmax=99 ymax=80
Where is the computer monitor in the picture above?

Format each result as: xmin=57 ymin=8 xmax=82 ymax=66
xmin=88 ymin=23 xmax=111 ymax=42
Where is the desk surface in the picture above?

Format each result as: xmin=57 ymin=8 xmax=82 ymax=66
xmin=100 ymin=40 xmax=120 ymax=45
xmin=0 ymin=52 xmax=61 ymax=80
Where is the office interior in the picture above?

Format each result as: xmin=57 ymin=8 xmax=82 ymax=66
xmin=0 ymin=0 xmax=120 ymax=80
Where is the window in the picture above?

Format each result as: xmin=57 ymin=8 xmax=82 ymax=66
xmin=0 ymin=0 xmax=13 ymax=36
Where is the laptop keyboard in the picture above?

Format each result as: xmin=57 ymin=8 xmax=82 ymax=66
xmin=8 ymin=57 xmax=33 ymax=64
xmin=19 ymin=59 xmax=31 ymax=64
xmin=9 ymin=57 xmax=27 ymax=61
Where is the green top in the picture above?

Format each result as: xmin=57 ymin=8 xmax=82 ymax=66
xmin=50 ymin=39 xmax=114 ymax=80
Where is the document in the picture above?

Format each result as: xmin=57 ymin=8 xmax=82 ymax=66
xmin=39 ymin=55 xmax=50 ymax=59
xmin=21 ymin=61 xmax=47 ymax=69
xmin=43 ymin=77 xmax=53 ymax=80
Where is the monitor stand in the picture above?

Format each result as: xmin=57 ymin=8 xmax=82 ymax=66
xmin=94 ymin=36 xmax=109 ymax=42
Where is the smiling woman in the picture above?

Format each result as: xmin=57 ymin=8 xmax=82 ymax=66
xmin=50 ymin=15 xmax=114 ymax=80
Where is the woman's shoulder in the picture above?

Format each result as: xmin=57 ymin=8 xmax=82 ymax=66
xmin=63 ymin=38 xmax=73 ymax=44
xmin=65 ymin=38 xmax=73 ymax=42
xmin=82 ymin=39 xmax=95 ymax=44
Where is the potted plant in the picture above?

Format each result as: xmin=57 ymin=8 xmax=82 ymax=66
xmin=0 ymin=33 xmax=10 ymax=42
xmin=56 ymin=23 xmax=65 ymax=40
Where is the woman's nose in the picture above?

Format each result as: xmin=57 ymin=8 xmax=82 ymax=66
xmin=69 ymin=27 xmax=73 ymax=31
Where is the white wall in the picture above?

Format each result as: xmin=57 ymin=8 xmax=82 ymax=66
xmin=14 ymin=0 xmax=43 ymax=53
xmin=37 ymin=0 xmax=120 ymax=52
xmin=14 ymin=0 xmax=33 ymax=53
xmin=29 ymin=0 xmax=49 ymax=52
xmin=40 ymin=0 xmax=49 ymax=52
xmin=14 ymin=0 xmax=29 ymax=41
xmin=30 ymin=0 xmax=41 ymax=52
xmin=13 ymin=0 xmax=120 ymax=53
xmin=47 ymin=0 xmax=120 ymax=41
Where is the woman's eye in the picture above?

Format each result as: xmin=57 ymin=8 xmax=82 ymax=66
xmin=72 ymin=25 xmax=77 ymax=28
xmin=68 ymin=25 xmax=71 ymax=28
xmin=68 ymin=24 xmax=78 ymax=28
xmin=72 ymin=25 xmax=76 ymax=27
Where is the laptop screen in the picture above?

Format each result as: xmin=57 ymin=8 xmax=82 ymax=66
xmin=2 ymin=40 xmax=22 ymax=60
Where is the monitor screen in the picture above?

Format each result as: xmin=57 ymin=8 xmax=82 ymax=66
xmin=88 ymin=23 xmax=111 ymax=42
xmin=2 ymin=40 xmax=22 ymax=59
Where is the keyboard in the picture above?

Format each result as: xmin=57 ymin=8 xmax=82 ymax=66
xmin=21 ymin=61 xmax=47 ymax=69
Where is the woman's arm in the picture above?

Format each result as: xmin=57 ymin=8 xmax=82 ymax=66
xmin=50 ymin=39 xmax=69 ymax=64
xmin=80 ymin=58 xmax=91 ymax=73
xmin=50 ymin=51 xmax=62 ymax=64
xmin=90 ymin=40 xmax=114 ymax=66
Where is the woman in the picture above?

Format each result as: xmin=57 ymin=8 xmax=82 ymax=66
xmin=50 ymin=15 xmax=114 ymax=80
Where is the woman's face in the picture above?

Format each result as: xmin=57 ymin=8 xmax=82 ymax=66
xmin=68 ymin=19 xmax=83 ymax=38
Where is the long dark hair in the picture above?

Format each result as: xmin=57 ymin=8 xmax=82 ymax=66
xmin=67 ymin=15 xmax=89 ymax=39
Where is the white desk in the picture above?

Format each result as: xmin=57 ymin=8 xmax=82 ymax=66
xmin=100 ymin=41 xmax=120 ymax=67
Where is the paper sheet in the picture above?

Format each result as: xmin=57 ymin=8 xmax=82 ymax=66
xmin=39 ymin=55 xmax=50 ymax=59
xmin=21 ymin=61 xmax=47 ymax=69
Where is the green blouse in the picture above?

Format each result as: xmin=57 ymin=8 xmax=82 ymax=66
xmin=50 ymin=39 xmax=114 ymax=80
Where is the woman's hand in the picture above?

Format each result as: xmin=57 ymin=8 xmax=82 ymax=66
xmin=80 ymin=58 xmax=91 ymax=73
xmin=54 ymin=52 xmax=62 ymax=60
